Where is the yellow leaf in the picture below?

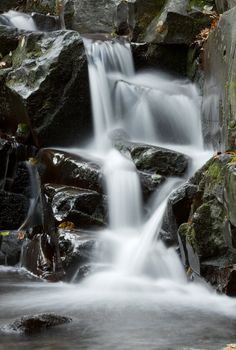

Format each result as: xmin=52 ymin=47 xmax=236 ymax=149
xmin=58 ymin=221 xmax=75 ymax=230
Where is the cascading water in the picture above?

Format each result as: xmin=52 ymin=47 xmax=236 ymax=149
xmin=2 ymin=37 xmax=236 ymax=350
xmin=81 ymin=38 xmax=211 ymax=289
xmin=0 ymin=11 xmax=37 ymax=31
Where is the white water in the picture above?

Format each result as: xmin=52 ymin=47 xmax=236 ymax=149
xmin=2 ymin=36 xmax=236 ymax=350
xmin=79 ymin=39 xmax=212 ymax=290
xmin=0 ymin=11 xmax=37 ymax=31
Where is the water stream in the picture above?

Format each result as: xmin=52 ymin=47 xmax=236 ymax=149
xmin=1 ymin=33 xmax=236 ymax=350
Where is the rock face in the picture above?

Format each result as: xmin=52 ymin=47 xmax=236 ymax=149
xmin=38 ymin=149 xmax=103 ymax=193
xmin=0 ymin=231 xmax=23 ymax=265
xmin=174 ymin=154 xmax=236 ymax=295
xmin=0 ymin=29 xmax=92 ymax=147
xmin=3 ymin=313 xmax=72 ymax=334
xmin=202 ymin=6 xmax=236 ymax=150
xmin=58 ymin=229 xmax=97 ymax=281
xmin=44 ymin=184 xmax=107 ymax=228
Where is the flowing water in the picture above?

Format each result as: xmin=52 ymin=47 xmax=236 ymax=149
xmin=1 ymin=37 xmax=236 ymax=350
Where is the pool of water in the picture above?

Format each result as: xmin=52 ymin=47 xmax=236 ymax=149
xmin=1 ymin=267 xmax=236 ymax=350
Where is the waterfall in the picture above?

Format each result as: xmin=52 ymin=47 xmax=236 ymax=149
xmin=83 ymin=38 xmax=134 ymax=150
xmin=0 ymin=11 xmax=37 ymax=31
xmin=81 ymin=38 xmax=210 ymax=289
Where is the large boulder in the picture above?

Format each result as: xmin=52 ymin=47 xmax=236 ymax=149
xmin=202 ymin=6 xmax=236 ymax=150
xmin=37 ymin=149 xmax=103 ymax=193
xmin=142 ymin=0 xmax=212 ymax=44
xmin=0 ymin=29 xmax=92 ymax=147
xmin=0 ymin=231 xmax=23 ymax=265
xmin=58 ymin=229 xmax=97 ymax=281
xmin=175 ymin=154 xmax=236 ymax=295
xmin=44 ymin=184 xmax=107 ymax=228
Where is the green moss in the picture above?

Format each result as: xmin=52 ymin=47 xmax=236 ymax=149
xmin=206 ymin=162 xmax=221 ymax=182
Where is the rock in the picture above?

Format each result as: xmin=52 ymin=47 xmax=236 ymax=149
xmin=130 ymin=144 xmax=188 ymax=176
xmin=132 ymin=42 xmax=189 ymax=76
xmin=0 ymin=231 xmax=23 ymax=265
xmin=21 ymin=233 xmax=63 ymax=281
xmin=224 ymin=163 xmax=236 ymax=227
xmin=215 ymin=0 xmax=236 ymax=13
xmin=143 ymin=0 xmax=212 ymax=45
xmin=162 ymin=182 xmax=197 ymax=244
xmin=175 ymin=154 xmax=236 ymax=294
xmin=111 ymin=131 xmax=188 ymax=176
xmin=31 ymin=13 xmax=61 ymax=31
xmin=139 ymin=171 xmax=166 ymax=201
xmin=58 ymin=229 xmax=97 ymax=281
xmin=202 ymin=6 xmax=236 ymax=150
xmin=0 ymin=191 xmax=29 ymax=230
xmin=0 ymin=29 xmax=92 ymax=147
xmin=44 ymin=184 xmax=107 ymax=228
xmin=38 ymin=149 xmax=103 ymax=193
xmin=3 ymin=313 xmax=72 ymax=334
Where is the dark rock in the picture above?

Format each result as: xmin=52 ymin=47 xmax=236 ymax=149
xmin=143 ymin=0 xmax=212 ymax=45
xmin=175 ymin=154 xmax=236 ymax=294
xmin=58 ymin=229 xmax=97 ymax=281
xmin=3 ymin=313 xmax=72 ymax=334
xmin=215 ymin=0 xmax=236 ymax=13
xmin=111 ymin=131 xmax=189 ymax=176
xmin=224 ymin=162 xmax=236 ymax=228
xmin=0 ymin=29 xmax=92 ymax=147
xmin=162 ymin=182 xmax=197 ymax=243
xmin=21 ymin=233 xmax=63 ymax=281
xmin=202 ymin=6 xmax=236 ymax=150
xmin=38 ymin=149 xmax=103 ymax=193
xmin=132 ymin=42 xmax=189 ymax=76
xmin=31 ymin=12 xmax=60 ymax=31
xmin=0 ymin=231 xmax=23 ymax=265
xmin=0 ymin=191 xmax=29 ymax=230
xmin=139 ymin=171 xmax=166 ymax=201
xmin=130 ymin=144 xmax=188 ymax=176
xmin=44 ymin=184 xmax=107 ymax=228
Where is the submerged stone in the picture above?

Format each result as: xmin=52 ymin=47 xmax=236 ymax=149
xmin=3 ymin=313 xmax=72 ymax=334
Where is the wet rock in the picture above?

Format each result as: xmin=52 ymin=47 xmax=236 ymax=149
xmin=143 ymin=0 xmax=212 ymax=45
xmin=38 ymin=149 xmax=103 ymax=193
xmin=139 ymin=171 xmax=166 ymax=201
xmin=58 ymin=229 xmax=97 ymax=281
xmin=44 ymin=184 xmax=107 ymax=228
xmin=215 ymin=0 xmax=236 ymax=13
xmin=130 ymin=144 xmax=188 ymax=176
xmin=162 ymin=182 xmax=197 ymax=243
xmin=132 ymin=42 xmax=189 ymax=76
xmin=32 ymin=13 xmax=60 ymax=31
xmin=0 ymin=29 xmax=92 ymax=147
xmin=0 ymin=231 xmax=23 ymax=265
xmin=21 ymin=233 xmax=63 ymax=281
xmin=0 ymin=191 xmax=29 ymax=230
xmin=3 ymin=313 xmax=72 ymax=334
xmin=175 ymin=154 xmax=236 ymax=294
xmin=224 ymin=163 xmax=236 ymax=228
xmin=202 ymin=6 xmax=236 ymax=150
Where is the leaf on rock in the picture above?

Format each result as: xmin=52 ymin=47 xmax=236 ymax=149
xmin=58 ymin=221 xmax=75 ymax=230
